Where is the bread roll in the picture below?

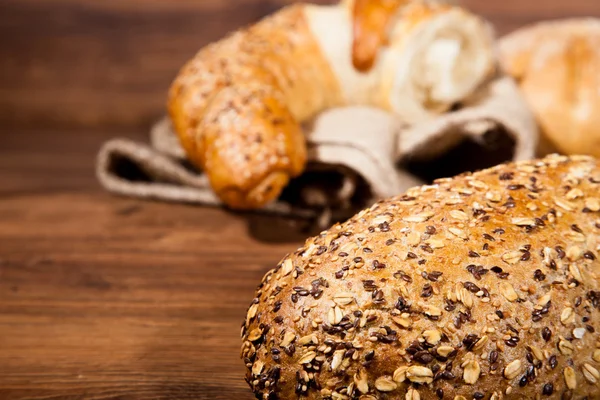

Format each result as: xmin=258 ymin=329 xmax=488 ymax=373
xmin=241 ymin=154 xmax=600 ymax=399
xmin=168 ymin=1 xmax=495 ymax=210
xmin=350 ymin=0 xmax=409 ymax=72
xmin=499 ymin=19 xmax=600 ymax=158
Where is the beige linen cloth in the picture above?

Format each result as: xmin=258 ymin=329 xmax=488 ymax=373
xmin=97 ymin=76 xmax=538 ymax=225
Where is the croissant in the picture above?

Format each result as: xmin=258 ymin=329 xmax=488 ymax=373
xmin=168 ymin=0 xmax=495 ymax=210
xmin=351 ymin=0 xmax=409 ymax=72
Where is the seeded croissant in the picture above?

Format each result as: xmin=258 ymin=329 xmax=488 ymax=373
xmin=241 ymin=154 xmax=600 ymax=399
xmin=168 ymin=0 xmax=495 ymax=209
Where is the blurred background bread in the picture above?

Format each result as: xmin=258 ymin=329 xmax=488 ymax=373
xmin=168 ymin=0 xmax=496 ymax=210
xmin=500 ymin=19 xmax=600 ymax=158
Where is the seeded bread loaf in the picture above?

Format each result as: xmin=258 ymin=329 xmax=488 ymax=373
xmin=241 ymin=154 xmax=600 ymax=400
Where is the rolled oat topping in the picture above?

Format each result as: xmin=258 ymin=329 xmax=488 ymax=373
xmin=241 ymin=155 xmax=600 ymax=399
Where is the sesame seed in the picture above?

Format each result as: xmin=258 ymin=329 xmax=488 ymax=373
xmin=519 ymin=375 xmax=528 ymax=387
xmin=533 ymin=269 xmax=546 ymax=281
xmin=549 ymin=355 xmax=557 ymax=369
xmin=421 ymin=284 xmax=433 ymax=298
xmin=584 ymin=251 xmax=596 ymax=260
xmin=570 ymin=224 xmax=583 ymax=233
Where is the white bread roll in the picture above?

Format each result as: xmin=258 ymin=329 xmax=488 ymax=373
xmin=500 ymin=19 xmax=600 ymax=158
xmin=308 ymin=0 xmax=496 ymax=122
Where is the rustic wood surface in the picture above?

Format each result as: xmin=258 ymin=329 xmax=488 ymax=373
xmin=1 ymin=1 xmax=600 ymax=399
xmin=0 ymin=129 xmax=304 ymax=400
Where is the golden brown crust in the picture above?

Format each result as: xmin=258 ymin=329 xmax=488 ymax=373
xmin=499 ymin=19 xmax=600 ymax=158
xmin=351 ymin=0 xmax=407 ymax=72
xmin=169 ymin=2 xmax=495 ymax=210
xmin=350 ymin=0 xmax=456 ymax=74
xmin=168 ymin=5 xmax=340 ymax=209
xmin=241 ymin=154 xmax=600 ymax=399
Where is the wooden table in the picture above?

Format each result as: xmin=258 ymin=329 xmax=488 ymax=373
xmin=1 ymin=1 xmax=600 ymax=399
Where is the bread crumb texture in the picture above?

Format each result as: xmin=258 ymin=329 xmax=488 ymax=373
xmin=241 ymin=154 xmax=600 ymax=399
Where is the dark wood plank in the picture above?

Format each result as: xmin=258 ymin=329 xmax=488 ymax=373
xmin=0 ymin=128 xmax=144 ymax=195
xmin=461 ymin=0 xmax=600 ymax=34
xmin=1 ymin=0 xmax=599 ymax=131
xmin=0 ymin=127 xmax=315 ymax=399
xmin=0 ymin=192 xmax=288 ymax=400
xmin=0 ymin=0 xmax=333 ymax=131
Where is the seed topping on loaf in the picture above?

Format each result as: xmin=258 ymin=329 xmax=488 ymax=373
xmin=241 ymin=154 xmax=600 ymax=399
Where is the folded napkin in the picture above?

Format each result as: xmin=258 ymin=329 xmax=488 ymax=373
xmin=97 ymin=76 xmax=538 ymax=227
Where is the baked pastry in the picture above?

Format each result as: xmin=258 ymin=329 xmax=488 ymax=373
xmin=499 ymin=19 xmax=600 ymax=158
xmin=168 ymin=1 xmax=495 ymax=210
xmin=350 ymin=0 xmax=408 ymax=71
xmin=241 ymin=154 xmax=600 ymax=399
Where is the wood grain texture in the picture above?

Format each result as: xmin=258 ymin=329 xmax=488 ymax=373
xmin=1 ymin=0 xmax=599 ymax=131
xmin=0 ymin=192 xmax=270 ymax=400
xmin=1 ymin=1 xmax=600 ymax=399
xmin=0 ymin=0 xmax=333 ymax=131
xmin=0 ymin=128 xmax=316 ymax=399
